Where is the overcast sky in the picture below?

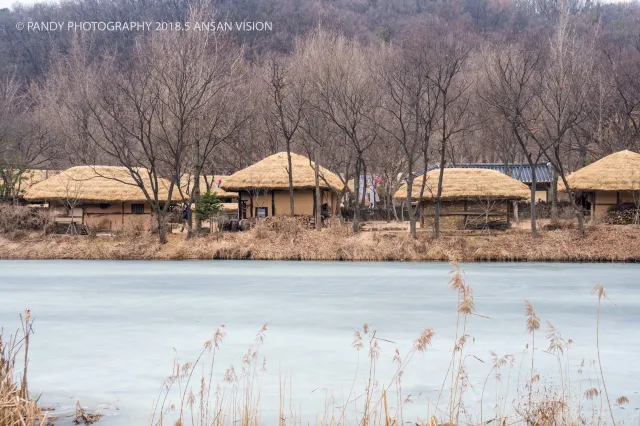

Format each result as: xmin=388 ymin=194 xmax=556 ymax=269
xmin=1 ymin=0 xmax=631 ymax=12
xmin=1 ymin=0 xmax=41 ymax=9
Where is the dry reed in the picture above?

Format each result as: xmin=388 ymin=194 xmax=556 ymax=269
xmin=147 ymin=262 xmax=627 ymax=426
xmin=0 ymin=310 xmax=49 ymax=426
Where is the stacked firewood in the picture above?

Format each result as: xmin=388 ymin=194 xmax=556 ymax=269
xmin=603 ymin=203 xmax=640 ymax=225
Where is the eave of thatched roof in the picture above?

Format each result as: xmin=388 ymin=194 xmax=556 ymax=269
xmin=393 ymin=168 xmax=530 ymax=201
xmin=23 ymin=166 xmax=173 ymax=203
xmin=179 ymin=175 xmax=238 ymax=198
xmin=559 ymin=150 xmax=640 ymax=192
xmin=221 ymin=152 xmax=344 ymax=192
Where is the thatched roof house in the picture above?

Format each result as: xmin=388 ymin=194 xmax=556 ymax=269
xmin=559 ymin=150 xmax=640 ymax=220
xmin=560 ymin=150 xmax=640 ymax=192
xmin=24 ymin=166 xmax=173 ymax=232
xmin=221 ymin=152 xmax=343 ymax=219
xmin=222 ymin=152 xmax=344 ymax=192
xmin=393 ymin=168 xmax=530 ymax=201
xmin=24 ymin=166 xmax=171 ymax=203
xmin=393 ymin=168 xmax=529 ymax=230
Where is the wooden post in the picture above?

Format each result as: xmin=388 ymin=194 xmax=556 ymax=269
xmin=272 ymin=191 xmax=276 ymax=216
xmin=591 ymin=191 xmax=596 ymax=223
xmin=463 ymin=200 xmax=468 ymax=229
xmin=312 ymin=189 xmax=317 ymax=218
xmin=237 ymin=193 xmax=242 ymax=220
xmin=121 ymin=202 xmax=125 ymax=226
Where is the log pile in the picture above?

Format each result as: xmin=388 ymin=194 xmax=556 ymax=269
xmin=260 ymin=215 xmax=315 ymax=230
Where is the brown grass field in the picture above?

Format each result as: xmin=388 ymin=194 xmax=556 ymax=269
xmin=1 ymin=221 xmax=640 ymax=262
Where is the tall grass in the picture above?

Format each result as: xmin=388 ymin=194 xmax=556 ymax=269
xmin=0 ymin=309 xmax=49 ymax=426
xmin=150 ymin=263 xmax=629 ymax=426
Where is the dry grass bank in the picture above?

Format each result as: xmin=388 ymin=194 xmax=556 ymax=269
xmin=1 ymin=221 xmax=640 ymax=262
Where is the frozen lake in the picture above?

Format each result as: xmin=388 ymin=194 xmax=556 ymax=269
xmin=1 ymin=260 xmax=639 ymax=425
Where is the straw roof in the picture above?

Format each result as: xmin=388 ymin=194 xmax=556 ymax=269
xmin=559 ymin=150 xmax=640 ymax=192
xmin=24 ymin=166 xmax=172 ymax=203
xmin=179 ymin=175 xmax=238 ymax=198
xmin=221 ymin=152 xmax=343 ymax=192
xmin=3 ymin=169 xmax=60 ymax=193
xmin=19 ymin=169 xmax=60 ymax=187
xmin=393 ymin=168 xmax=530 ymax=201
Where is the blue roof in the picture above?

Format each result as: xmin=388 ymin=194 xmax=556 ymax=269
xmin=420 ymin=163 xmax=553 ymax=184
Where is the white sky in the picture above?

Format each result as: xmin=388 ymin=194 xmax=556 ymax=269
xmin=1 ymin=0 xmax=630 ymax=11
xmin=0 ymin=0 xmax=50 ymax=9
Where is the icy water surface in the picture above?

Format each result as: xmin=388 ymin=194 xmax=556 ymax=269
xmin=1 ymin=261 xmax=639 ymax=425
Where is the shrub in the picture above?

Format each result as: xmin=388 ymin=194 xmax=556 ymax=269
xmin=0 ymin=204 xmax=51 ymax=233
xmin=195 ymin=192 xmax=222 ymax=222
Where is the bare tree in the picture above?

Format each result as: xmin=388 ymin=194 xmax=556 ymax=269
xmin=429 ymin=26 xmax=474 ymax=238
xmin=0 ymin=69 xmax=62 ymax=202
xmin=47 ymin=37 xmax=177 ymax=243
xmin=169 ymin=21 xmax=247 ymax=238
xmin=262 ymin=56 xmax=307 ymax=217
xmin=374 ymin=39 xmax=439 ymax=238
xmin=304 ymin=29 xmax=379 ymax=232
xmin=481 ymin=41 xmax=545 ymax=237
xmin=526 ymin=8 xmax=595 ymax=235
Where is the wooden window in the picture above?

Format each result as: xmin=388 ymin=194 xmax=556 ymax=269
xmin=131 ymin=203 xmax=145 ymax=214
xmin=255 ymin=207 xmax=268 ymax=218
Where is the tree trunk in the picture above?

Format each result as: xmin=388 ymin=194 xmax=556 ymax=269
xmin=314 ymin=156 xmax=322 ymax=230
xmin=361 ymin=161 xmax=368 ymax=207
xmin=157 ymin=212 xmax=168 ymax=244
xmin=193 ymin=173 xmax=202 ymax=234
xmin=550 ymin=167 xmax=558 ymax=221
xmin=287 ymin=144 xmax=295 ymax=217
xmin=575 ymin=203 xmax=585 ymax=235
xmin=392 ymin=197 xmax=399 ymax=221
xmin=406 ymin=177 xmax=417 ymax=239
xmin=187 ymin=174 xmax=200 ymax=240
xmin=530 ymin=165 xmax=538 ymax=238
xmin=434 ymin=145 xmax=447 ymax=239
xmin=559 ymin=174 xmax=586 ymax=236
xmin=353 ymin=158 xmax=361 ymax=233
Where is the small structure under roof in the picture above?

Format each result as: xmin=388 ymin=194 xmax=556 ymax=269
xmin=422 ymin=163 xmax=553 ymax=201
xmin=24 ymin=166 xmax=172 ymax=232
xmin=221 ymin=152 xmax=343 ymax=219
xmin=394 ymin=168 xmax=529 ymax=230
xmin=560 ymin=150 xmax=640 ymax=220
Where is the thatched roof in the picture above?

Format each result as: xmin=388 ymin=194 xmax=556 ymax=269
xmin=179 ymin=175 xmax=238 ymax=198
xmin=393 ymin=168 xmax=530 ymax=201
xmin=3 ymin=169 xmax=60 ymax=194
xmin=559 ymin=150 xmax=640 ymax=192
xmin=24 ymin=166 xmax=172 ymax=203
xmin=19 ymin=169 xmax=60 ymax=187
xmin=221 ymin=152 xmax=343 ymax=192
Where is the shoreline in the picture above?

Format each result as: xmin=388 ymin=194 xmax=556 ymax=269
xmin=2 ymin=224 xmax=640 ymax=263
